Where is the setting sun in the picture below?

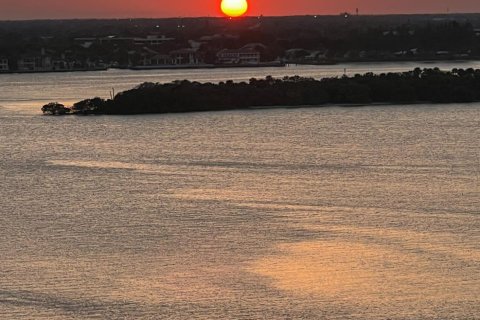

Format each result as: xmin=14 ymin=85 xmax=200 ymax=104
xmin=221 ymin=0 xmax=248 ymax=17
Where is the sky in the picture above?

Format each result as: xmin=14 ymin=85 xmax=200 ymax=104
xmin=0 ymin=0 xmax=480 ymax=20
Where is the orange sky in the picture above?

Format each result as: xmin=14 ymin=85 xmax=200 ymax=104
xmin=1 ymin=0 xmax=479 ymax=20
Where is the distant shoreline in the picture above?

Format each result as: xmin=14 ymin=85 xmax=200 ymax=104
xmin=0 ymin=67 xmax=108 ymax=75
xmin=3 ymin=59 xmax=480 ymax=76
xmin=0 ymin=62 xmax=286 ymax=75
xmin=3 ymin=12 xmax=480 ymax=23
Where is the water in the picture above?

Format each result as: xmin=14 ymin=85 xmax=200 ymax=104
xmin=0 ymin=64 xmax=479 ymax=319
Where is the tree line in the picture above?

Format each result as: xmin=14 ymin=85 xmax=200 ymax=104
xmin=48 ymin=68 xmax=480 ymax=115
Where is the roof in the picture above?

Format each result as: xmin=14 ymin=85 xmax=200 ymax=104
xmin=241 ymin=43 xmax=267 ymax=50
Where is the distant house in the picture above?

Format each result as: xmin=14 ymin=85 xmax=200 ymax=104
xmin=170 ymin=48 xmax=202 ymax=65
xmin=0 ymin=58 xmax=9 ymax=72
xmin=143 ymin=54 xmax=172 ymax=66
xmin=216 ymin=48 xmax=260 ymax=65
xmin=16 ymin=48 xmax=82 ymax=72
xmin=17 ymin=55 xmax=52 ymax=72
xmin=52 ymin=58 xmax=74 ymax=70
xmin=17 ymin=56 xmax=41 ymax=71
xmin=241 ymin=43 xmax=267 ymax=51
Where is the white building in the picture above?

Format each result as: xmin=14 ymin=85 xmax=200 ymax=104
xmin=216 ymin=48 xmax=261 ymax=65
xmin=0 ymin=58 xmax=8 ymax=71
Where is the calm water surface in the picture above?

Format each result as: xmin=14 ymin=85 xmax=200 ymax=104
xmin=0 ymin=65 xmax=479 ymax=319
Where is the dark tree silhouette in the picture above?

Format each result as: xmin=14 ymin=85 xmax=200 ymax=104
xmin=43 ymin=68 xmax=480 ymax=115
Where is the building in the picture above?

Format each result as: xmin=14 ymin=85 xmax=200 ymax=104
xmin=52 ymin=58 xmax=72 ymax=70
xmin=17 ymin=57 xmax=41 ymax=71
xmin=0 ymin=58 xmax=9 ymax=72
xmin=17 ymin=55 xmax=52 ymax=72
xmin=142 ymin=54 xmax=172 ymax=66
xmin=170 ymin=48 xmax=202 ymax=65
xmin=216 ymin=48 xmax=261 ymax=65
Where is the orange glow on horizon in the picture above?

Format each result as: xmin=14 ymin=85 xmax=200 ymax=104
xmin=221 ymin=0 xmax=248 ymax=17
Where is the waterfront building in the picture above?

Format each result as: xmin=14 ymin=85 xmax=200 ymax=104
xmin=170 ymin=48 xmax=202 ymax=65
xmin=216 ymin=48 xmax=261 ymax=65
xmin=0 ymin=58 xmax=9 ymax=71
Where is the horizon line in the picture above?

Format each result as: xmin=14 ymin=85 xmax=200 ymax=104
xmin=2 ymin=11 xmax=480 ymax=23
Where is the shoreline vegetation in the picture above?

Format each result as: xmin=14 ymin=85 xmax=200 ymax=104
xmin=42 ymin=68 xmax=480 ymax=115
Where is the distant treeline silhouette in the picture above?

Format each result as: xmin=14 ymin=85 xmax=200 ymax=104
xmin=46 ymin=68 xmax=480 ymax=115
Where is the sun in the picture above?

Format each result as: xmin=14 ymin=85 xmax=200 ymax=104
xmin=221 ymin=0 xmax=248 ymax=18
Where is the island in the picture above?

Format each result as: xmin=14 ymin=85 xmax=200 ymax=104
xmin=42 ymin=68 xmax=480 ymax=115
